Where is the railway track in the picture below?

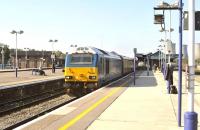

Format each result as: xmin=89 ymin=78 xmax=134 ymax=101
xmin=3 ymin=96 xmax=77 ymax=130
xmin=0 ymin=88 xmax=67 ymax=115
xmin=0 ymin=89 xmax=77 ymax=130
xmin=0 ymin=82 xmax=93 ymax=129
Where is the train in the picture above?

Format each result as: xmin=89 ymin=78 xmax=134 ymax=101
xmin=64 ymin=46 xmax=134 ymax=93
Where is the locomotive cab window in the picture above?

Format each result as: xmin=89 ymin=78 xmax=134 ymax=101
xmin=70 ymin=54 xmax=93 ymax=64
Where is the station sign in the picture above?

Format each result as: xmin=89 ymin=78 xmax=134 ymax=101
xmin=154 ymin=14 xmax=164 ymax=24
xmin=184 ymin=11 xmax=200 ymax=31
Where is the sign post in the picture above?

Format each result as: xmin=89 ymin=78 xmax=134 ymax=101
xmin=51 ymin=54 xmax=56 ymax=73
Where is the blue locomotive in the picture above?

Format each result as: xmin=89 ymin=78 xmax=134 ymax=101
xmin=64 ymin=47 xmax=133 ymax=91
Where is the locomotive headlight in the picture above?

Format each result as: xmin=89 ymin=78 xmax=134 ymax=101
xmin=65 ymin=76 xmax=73 ymax=79
xmin=89 ymin=76 xmax=96 ymax=80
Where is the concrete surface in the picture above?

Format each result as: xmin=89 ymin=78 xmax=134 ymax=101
xmin=87 ymin=71 xmax=200 ymax=130
xmin=0 ymin=69 xmax=64 ymax=87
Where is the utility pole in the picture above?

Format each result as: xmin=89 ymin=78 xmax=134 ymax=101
xmin=1 ymin=46 xmax=4 ymax=69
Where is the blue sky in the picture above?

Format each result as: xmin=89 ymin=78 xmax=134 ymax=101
xmin=0 ymin=0 xmax=199 ymax=57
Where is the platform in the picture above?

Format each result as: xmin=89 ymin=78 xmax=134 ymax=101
xmin=15 ymin=71 xmax=200 ymax=130
xmin=88 ymin=71 xmax=200 ymax=130
xmin=0 ymin=69 xmax=64 ymax=87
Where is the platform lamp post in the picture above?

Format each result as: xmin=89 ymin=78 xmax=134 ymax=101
xmin=146 ymin=55 xmax=150 ymax=76
xmin=133 ymin=48 xmax=137 ymax=85
xmin=159 ymin=39 xmax=166 ymax=74
xmin=158 ymin=44 xmax=163 ymax=72
xmin=49 ymin=39 xmax=58 ymax=73
xmin=11 ymin=30 xmax=24 ymax=78
xmin=154 ymin=0 xmax=183 ymax=126
xmin=158 ymin=44 xmax=164 ymax=71
xmin=70 ymin=44 xmax=78 ymax=52
xmin=157 ymin=48 xmax=161 ymax=70
xmin=1 ymin=45 xmax=4 ymax=69
xmin=157 ymin=48 xmax=160 ymax=69
xmin=184 ymin=0 xmax=198 ymax=129
xmin=160 ymin=48 xmax=163 ymax=71
xmin=159 ymin=39 xmax=165 ymax=55
xmin=24 ymin=47 xmax=29 ymax=68
xmin=168 ymin=8 xmax=174 ymax=65
xmin=160 ymin=28 xmax=174 ymax=65
xmin=41 ymin=50 xmax=45 ymax=68
xmin=168 ymin=50 xmax=171 ymax=63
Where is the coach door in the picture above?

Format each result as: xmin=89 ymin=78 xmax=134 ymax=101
xmin=105 ymin=58 xmax=109 ymax=80
xmin=102 ymin=56 xmax=106 ymax=81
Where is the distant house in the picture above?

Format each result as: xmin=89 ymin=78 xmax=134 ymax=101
xmin=9 ymin=49 xmax=65 ymax=69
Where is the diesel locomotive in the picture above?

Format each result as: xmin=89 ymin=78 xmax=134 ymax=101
xmin=64 ymin=47 xmax=133 ymax=91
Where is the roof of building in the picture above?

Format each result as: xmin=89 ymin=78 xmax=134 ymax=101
xmin=150 ymin=51 xmax=179 ymax=60
xmin=10 ymin=49 xmax=52 ymax=57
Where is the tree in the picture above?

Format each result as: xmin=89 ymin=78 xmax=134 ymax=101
xmin=55 ymin=51 xmax=66 ymax=58
xmin=0 ymin=44 xmax=10 ymax=64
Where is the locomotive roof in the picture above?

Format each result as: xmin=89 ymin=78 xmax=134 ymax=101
xmin=121 ymin=55 xmax=133 ymax=60
xmin=68 ymin=46 xmax=121 ymax=59
xmin=111 ymin=51 xmax=133 ymax=60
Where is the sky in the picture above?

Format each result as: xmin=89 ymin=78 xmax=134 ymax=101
xmin=0 ymin=0 xmax=199 ymax=57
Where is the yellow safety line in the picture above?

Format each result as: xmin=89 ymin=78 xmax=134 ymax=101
xmin=59 ymin=87 xmax=122 ymax=130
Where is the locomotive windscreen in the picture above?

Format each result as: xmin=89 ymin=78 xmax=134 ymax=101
xmin=70 ymin=54 xmax=93 ymax=64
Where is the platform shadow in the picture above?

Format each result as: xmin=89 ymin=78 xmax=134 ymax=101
xmin=105 ymin=71 xmax=158 ymax=88
xmin=134 ymin=76 xmax=158 ymax=87
xmin=134 ymin=71 xmax=158 ymax=87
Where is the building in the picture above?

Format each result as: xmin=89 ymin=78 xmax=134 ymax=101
xmin=10 ymin=49 xmax=65 ymax=69
xmin=149 ymin=51 xmax=178 ymax=69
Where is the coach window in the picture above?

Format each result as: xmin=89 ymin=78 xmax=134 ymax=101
xmin=106 ymin=59 xmax=109 ymax=74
